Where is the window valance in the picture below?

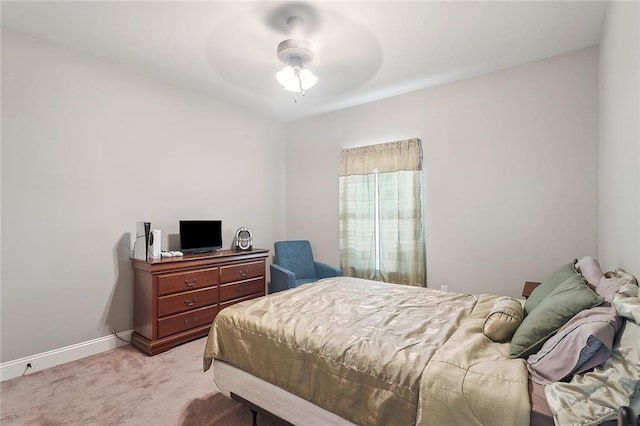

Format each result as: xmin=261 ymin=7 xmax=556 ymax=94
xmin=339 ymin=138 xmax=422 ymax=176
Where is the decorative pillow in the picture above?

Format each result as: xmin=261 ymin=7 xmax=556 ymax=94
xmin=575 ymin=256 xmax=604 ymax=289
xmin=527 ymin=306 xmax=622 ymax=384
xmin=524 ymin=261 xmax=577 ymax=315
xmin=511 ymin=274 xmax=603 ymax=359
xmin=483 ymin=297 xmax=524 ymax=343
xmin=597 ymin=268 xmax=638 ymax=303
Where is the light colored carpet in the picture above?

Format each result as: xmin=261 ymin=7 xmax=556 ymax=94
xmin=0 ymin=337 xmax=286 ymax=425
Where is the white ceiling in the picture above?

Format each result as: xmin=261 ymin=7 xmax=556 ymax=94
xmin=1 ymin=1 xmax=608 ymax=122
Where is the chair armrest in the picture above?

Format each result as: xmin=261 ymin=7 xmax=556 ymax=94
xmin=269 ymin=264 xmax=296 ymax=293
xmin=315 ymin=262 xmax=343 ymax=279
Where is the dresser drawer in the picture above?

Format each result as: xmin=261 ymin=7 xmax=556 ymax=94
xmin=157 ymin=268 xmax=219 ymax=296
xmin=220 ymin=261 xmax=264 ymax=284
xmin=158 ymin=287 xmax=218 ymax=317
xmin=157 ymin=305 xmax=217 ymax=338
xmin=219 ymin=277 xmax=264 ymax=303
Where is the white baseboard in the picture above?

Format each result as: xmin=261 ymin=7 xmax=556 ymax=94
xmin=0 ymin=329 xmax=133 ymax=382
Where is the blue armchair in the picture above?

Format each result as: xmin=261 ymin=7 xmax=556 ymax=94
xmin=269 ymin=240 xmax=342 ymax=293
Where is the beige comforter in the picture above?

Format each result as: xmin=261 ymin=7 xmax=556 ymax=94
xmin=204 ymin=277 xmax=530 ymax=425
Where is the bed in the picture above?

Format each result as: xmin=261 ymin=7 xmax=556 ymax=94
xmin=203 ymin=258 xmax=640 ymax=426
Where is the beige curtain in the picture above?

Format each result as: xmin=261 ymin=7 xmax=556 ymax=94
xmin=339 ymin=138 xmax=426 ymax=286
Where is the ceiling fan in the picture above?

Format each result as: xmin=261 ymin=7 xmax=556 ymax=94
xmin=275 ymin=16 xmax=319 ymax=101
xmin=204 ymin=2 xmax=381 ymax=105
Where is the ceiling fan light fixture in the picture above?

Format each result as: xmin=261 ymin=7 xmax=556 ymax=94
xmin=276 ymin=65 xmax=318 ymax=92
xmin=276 ymin=35 xmax=319 ymax=97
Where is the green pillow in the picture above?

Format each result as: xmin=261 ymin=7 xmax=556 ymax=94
xmin=510 ymin=273 xmax=603 ymax=358
xmin=524 ymin=261 xmax=577 ymax=315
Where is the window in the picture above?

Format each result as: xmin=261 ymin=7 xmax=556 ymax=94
xmin=339 ymin=139 xmax=426 ymax=286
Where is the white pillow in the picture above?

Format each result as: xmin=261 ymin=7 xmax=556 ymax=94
xmin=575 ymin=256 xmax=604 ymax=288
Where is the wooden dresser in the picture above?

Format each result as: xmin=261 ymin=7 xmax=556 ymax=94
xmin=131 ymin=249 xmax=269 ymax=355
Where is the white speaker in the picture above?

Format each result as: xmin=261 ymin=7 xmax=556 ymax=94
xmin=234 ymin=227 xmax=253 ymax=251
xmin=149 ymin=229 xmax=162 ymax=259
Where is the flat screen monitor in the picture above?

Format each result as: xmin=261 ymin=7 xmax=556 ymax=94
xmin=179 ymin=220 xmax=223 ymax=254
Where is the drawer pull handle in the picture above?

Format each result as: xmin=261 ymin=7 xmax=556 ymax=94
xmin=184 ymin=278 xmax=198 ymax=287
xmin=239 ymin=270 xmax=248 ymax=277
xmin=183 ymin=317 xmax=197 ymax=324
xmin=238 ymin=286 xmax=248 ymax=292
xmin=185 ymin=298 xmax=197 ymax=307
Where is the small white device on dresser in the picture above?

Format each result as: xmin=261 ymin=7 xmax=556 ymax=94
xmin=134 ymin=221 xmax=151 ymax=260
xmin=149 ymin=229 xmax=162 ymax=259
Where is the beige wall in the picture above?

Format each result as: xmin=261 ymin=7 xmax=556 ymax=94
xmin=286 ymin=47 xmax=600 ymax=298
xmin=598 ymin=1 xmax=640 ymax=275
xmin=0 ymin=28 xmax=287 ymax=362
